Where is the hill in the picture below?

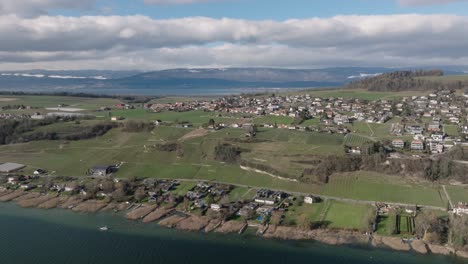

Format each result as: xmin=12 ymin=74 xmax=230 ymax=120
xmin=346 ymin=70 xmax=468 ymax=92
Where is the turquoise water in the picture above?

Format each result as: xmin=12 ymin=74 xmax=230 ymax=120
xmin=0 ymin=203 xmax=466 ymax=264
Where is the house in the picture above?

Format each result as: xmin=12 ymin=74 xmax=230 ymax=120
xmin=392 ymin=139 xmax=405 ymax=149
xmin=408 ymin=125 xmax=424 ymax=135
xmin=431 ymin=133 xmax=445 ymax=141
xmin=304 ymin=196 xmax=318 ymax=204
xmin=254 ymin=198 xmax=276 ymax=205
xmin=210 ymin=204 xmax=222 ymax=211
xmin=429 ymin=141 xmax=444 ymax=154
xmin=89 ymin=165 xmax=114 ymax=176
xmin=410 ymin=140 xmax=424 ymax=150
xmin=238 ymin=202 xmax=258 ymax=217
xmin=453 ymin=202 xmax=468 ymax=215
xmin=33 ymin=169 xmax=46 ymax=175
xmin=65 ymin=183 xmax=79 ymax=192
xmin=7 ymin=176 xmax=18 ymax=184
xmin=256 ymin=205 xmax=274 ymax=216
xmin=428 ymin=122 xmax=442 ymax=132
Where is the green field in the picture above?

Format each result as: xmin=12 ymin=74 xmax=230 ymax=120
xmin=171 ymin=182 xmax=196 ymax=196
xmin=283 ymin=202 xmax=325 ymax=226
xmin=229 ymin=186 xmax=255 ymax=202
xmin=322 ymin=200 xmax=373 ymax=231
xmin=0 ymin=123 xmax=454 ymax=207
xmin=344 ymin=134 xmax=374 ymax=147
xmin=322 ymin=172 xmax=447 ymax=207
xmin=0 ymin=95 xmax=120 ymax=110
xmin=445 ymin=185 xmax=468 ymax=204
xmin=375 ymin=215 xmax=395 ymax=235
xmin=253 ymin=115 xmax=293 ymax=125
xmin=445 ymin=125 xmax=460 ymax=137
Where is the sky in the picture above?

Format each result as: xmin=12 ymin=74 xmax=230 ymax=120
xmin=1 ymin=0 xmax=468 ymax=70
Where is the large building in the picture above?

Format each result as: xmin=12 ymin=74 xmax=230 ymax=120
xmin=0 ymin=163 xmax=26 ymax=173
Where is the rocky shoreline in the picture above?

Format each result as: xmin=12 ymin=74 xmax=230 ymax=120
xmin=1 ymin=189 xmax=466 ymax=259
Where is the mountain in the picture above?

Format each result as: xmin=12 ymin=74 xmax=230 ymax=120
xmin=0 ymin=67 xmax=467 ymax=95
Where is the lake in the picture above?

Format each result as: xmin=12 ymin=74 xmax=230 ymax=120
xmin=0 ymin=203 xmax=466 ymax=264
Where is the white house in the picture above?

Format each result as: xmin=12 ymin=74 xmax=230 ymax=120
xmin=304 ymin=196 xmax=316 ymax=204
xmin=453 ymin=203 xmax=468 ymax=215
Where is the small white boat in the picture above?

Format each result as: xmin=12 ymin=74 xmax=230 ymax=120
xmin=99 ymin=226 xmax=109 ymax=231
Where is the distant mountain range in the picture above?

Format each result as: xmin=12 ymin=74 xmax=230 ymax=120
xmin=0 ymin=67 xmax=467 ymax=95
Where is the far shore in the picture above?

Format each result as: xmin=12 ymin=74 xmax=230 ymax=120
xmin=1 ymin=188 xmax=466 ymax=259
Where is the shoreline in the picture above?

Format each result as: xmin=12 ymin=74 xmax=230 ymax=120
xmin=0 ymin=189 xmax=466 ymax=259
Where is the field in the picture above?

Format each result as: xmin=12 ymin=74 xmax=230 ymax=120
xmin=344 ymin=134 xmax=374 ymax=147
xmin=228 ymin=186 xmax=255 ymax=202
xmin=0 ymin=93 xmax=464 ymax=209
xmin=418 ymin=75 xmax=468 ymax=83
xmin=445 ymin=185 xmax=468 ymax=204
xmin=0 ymin=121 xmax=456 ymax=207
xmin=445 ymin=125 xmax=460 ymax=137
xmin=283 ymin=202 xmax=325 ymax=226
xmin=375 ymin=215 xmax=395 ymax=235
xmin=322 ymin=200 xmax=373 ymax=231
xmin=171 ymin=182 xmax=196 ymax=196
xmin=396 ymin=214 xmax=415 ymax=235
xmin=0 ymin=95 xmax=120 ymax=110
xmin=322 ymin=172 xmax=448 ymax=207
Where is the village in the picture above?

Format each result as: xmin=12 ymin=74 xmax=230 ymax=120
xmin=1 ymin=160 xmax=468 ymax=244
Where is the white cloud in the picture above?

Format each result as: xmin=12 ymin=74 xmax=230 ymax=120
xmin=398 ymin=0 xmax=468 ymax=6
xmin=0 ymin=14 xmax=467 ymax=70
xmin=0 ymin=0 xmax=96 ymax=17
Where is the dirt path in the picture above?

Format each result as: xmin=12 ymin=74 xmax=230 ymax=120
xmin=178 ymin=129 xmax=209 ymax=142
xmin=442 ymin=185 xmax=454 ymax=208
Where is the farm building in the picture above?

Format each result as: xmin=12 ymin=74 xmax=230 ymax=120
xmin=0 ymin=163 xmax=26 ymax=173
xmin=89 ymin=165 xmax=114 ymax=176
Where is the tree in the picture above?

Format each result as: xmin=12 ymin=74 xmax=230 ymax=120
xmin=100 ymin=179 xmax=115 ymax=193
xmin=208 ymin=118 xmax=216 ymax=128
xmin=134 ymin=187 xmax=147 ymax=201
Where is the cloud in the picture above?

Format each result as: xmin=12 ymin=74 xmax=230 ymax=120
xmin=0 ymin=0 xmax=96 ymax=17
xmin=0 ymin=14 xmax=468 ymax=70
xmin=398 ymin=0 xmax=468 ymax=6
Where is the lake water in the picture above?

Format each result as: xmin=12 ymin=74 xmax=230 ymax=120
xmin=0 ymin=202 xmax=466 ymax=264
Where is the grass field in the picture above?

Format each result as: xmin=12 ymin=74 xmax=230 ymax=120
xmin=344 ymin=134 xmax=374 ymax=146
xmin=283 ymin=202 xmax=325 ymax=226
xmin=445 ymin=185 xmax=468 ymax=204
xmin=228 ymin=186 xmax=255 ymax=202
xmin=253 ymin=115 xmax=293 ymax=125
xmin=322 ymin=172 xmax=447 ymax=207
xmin=376 ymin=215 xmax=395 ymax=235
xmin=322 ymin=200 xmax=373 ymax=231
xmin=0 ymin=125 xmax=453 ymax=207
xmin=0 ymin=95 xmax=120 ymax=110
xmin=445 ymin=125 xmax=460 ymax=137
xmin=171 ymin=182 xmax=196 ymax=196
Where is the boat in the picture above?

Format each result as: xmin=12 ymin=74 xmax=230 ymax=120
xmin=99 ymin=226 xmax=109 ymax=231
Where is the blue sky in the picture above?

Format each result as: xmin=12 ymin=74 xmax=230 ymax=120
xmin=1 ymin=0 xmax=468 ymax=70
xmin=54 ymin=0 xmax=468 ymax=19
